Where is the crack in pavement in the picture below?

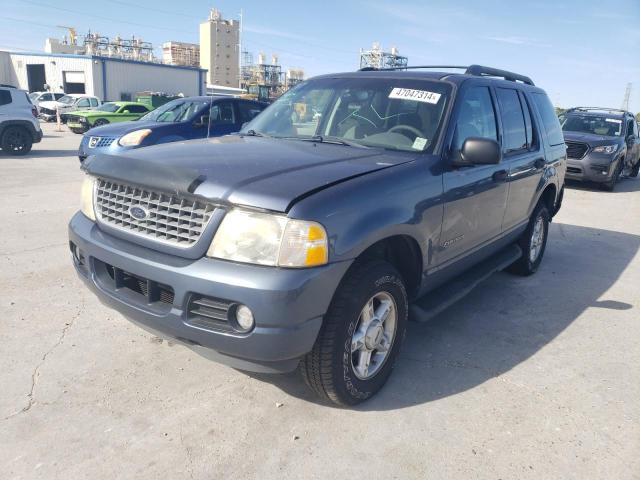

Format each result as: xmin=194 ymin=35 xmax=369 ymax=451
xmin=3 ymin=296 xmax=85 ymax=420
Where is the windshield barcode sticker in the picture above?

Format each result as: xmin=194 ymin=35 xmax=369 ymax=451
xmin=389 ymin=88 xmax=441 ymax=104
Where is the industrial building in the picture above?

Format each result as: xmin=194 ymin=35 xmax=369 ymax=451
xmin=162 ymin=41 xmax=200 ymax=67
xmin=199 ymin=9 xmax=240 ymax=87
xmin=0 ymin=51 xmax=206 ymax=100
xmin=359 ymin=43 xmax=408 ymax=70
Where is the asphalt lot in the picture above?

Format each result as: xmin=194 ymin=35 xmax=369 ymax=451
xmin=1 ymin=122 xmax=639 ymax=479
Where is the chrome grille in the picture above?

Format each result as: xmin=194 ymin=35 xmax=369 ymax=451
xmin=565 ymin=141 xmax=589 ymax=160
xmin=94 ymin=178 xmax=216 ymax=247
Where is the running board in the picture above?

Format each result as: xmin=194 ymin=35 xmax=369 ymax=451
xmin=410 ymin=244 xmax=522 ymax=323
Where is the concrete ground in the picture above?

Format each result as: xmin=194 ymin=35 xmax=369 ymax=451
xmin=1 ymin=122 xmax=639 ymax=480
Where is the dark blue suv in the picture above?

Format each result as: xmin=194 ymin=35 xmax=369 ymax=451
xmin=78 ymin=96 xmax=267 ymax=162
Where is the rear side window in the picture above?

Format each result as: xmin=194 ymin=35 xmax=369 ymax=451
xmin=238 ymin=101 xmax=265 ymax=123
xmin=127 ymin=104 xmax=149 ymax=113
xmin=452 ymin=86 xmax=497 ymax=151
xmin=0 ymin=90 xmax=12 ymax=106
xmin=531 ymin=93 xmax=564 ymax=146
xmin=90 ymin=98 xmax=99 ymax=107
xmin=210 ymin=102 xmax=236 ymax=125
xmin=496 ymin=88 xmax=527 ymax=153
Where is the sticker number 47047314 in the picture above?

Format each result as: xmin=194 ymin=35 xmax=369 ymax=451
xmin=388 ymin=88 xmax=441 ymax=104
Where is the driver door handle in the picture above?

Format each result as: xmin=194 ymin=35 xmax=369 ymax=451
xmin=492 ymin=169 xmax=508 ymax=182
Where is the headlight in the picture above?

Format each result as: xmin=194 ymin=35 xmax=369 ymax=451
xmin=118 ymin=129 xmax=152 ymax=147
xmin=80 ymin=176 xmax=96 ymax=221
xmin=207 ymin=209 xmax=328 ymax=267
xmin=592 ymin=144 xmax=618 ymax=154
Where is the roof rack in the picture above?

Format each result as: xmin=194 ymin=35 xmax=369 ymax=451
xmin=0 ymin=84 xmax=16 ymax=88
xmin=358 ymin=64 xmax=535 ymax=86
xmin=565 ymin=107 xmax=629 ymax=115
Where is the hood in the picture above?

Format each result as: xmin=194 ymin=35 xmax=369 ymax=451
xmin=83 ymin=135 xmax=417 ymax=212
xmin=563 ymin=131 xmax=624 ymax=145
xmin=84 ymin=120 xmax=147 ymax=137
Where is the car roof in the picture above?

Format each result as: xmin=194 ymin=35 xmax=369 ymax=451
xmin=565 ymin=109 xmax=629 ymax=119
xmin=311 ymin=69 xmax=544 ymax=92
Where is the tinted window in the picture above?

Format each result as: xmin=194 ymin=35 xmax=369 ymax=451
xmin=519 ymin=92 xmax=534 ymax=147
xmin=211 ymin=102 xmax=236 ymax=125
xmin=54 ymin=93 xmax=65 ymax=100
xmin=127 ymin=104 xmax=149 ymax=113
xmin=238 ymin=101 xmax=264 ymax=123
xmin=496 ymin=88 xmax=527 ymax=153
xmin=532 ymin=93 xmax=564 ymax=146
xmin=0 ymin=90 xmax=11 ymax=106
xmin=42 ymin=93 xmax=53 ymax=101
xmin=452 ymin=86 xmax=497 ymax=151
xmin=627 ymin=119 xmax=634 ymax=137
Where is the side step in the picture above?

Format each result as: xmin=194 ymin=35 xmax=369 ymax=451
xmin=410 ymin=244 xmax=522 ymax=323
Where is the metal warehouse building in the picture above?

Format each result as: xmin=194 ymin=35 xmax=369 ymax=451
xmin=0 ymin=51 xmax=207 ymax=101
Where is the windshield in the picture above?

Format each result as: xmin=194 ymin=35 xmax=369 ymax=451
xmin=138 ymin=99 xmax=208 ymax=122
xmin=243 ymin=77 xmax=451 ymax=152
xmin=95 ymin=103 xmax=121 ymax=113
xmin=561 ymin=114 xmax=623 ymax=137
xmin=29 ymin=92 xmax=39 ymax=101
xmin=58 ymin=95 xmax=76 ymax=105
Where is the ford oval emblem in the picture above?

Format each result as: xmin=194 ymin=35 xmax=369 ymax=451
xmin=128 ymin=205 xmax=149 ymax=220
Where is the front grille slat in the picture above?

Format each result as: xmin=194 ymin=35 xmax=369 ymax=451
xmin=565 ymin=141 xmax=589 ymax=160
xmin=186 ymin=294 xmax=234 ymax=333
xmin=94 ymin=178 xmax=216 ymax=248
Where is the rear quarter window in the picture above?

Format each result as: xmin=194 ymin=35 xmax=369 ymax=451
xmin=0 ymin=90 xmax=12 ymax=106
xmin=531 ymin=93 xmax=564 ymax=146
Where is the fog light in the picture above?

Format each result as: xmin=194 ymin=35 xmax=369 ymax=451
xmin=234 ymin=304 xmax=254 ymax=332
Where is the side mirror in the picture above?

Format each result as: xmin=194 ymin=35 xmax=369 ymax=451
xmin=194 ymin=115 xmax=209 ymax=127
xmin=454 ymin=137 xmax=502 ymax=166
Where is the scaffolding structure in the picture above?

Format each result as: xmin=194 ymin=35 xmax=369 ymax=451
xmin=162 ymin=42 xmax=199 ymax=67
xmin=83 ymin=31 xmax=156 ymax=62
xmin=286 ymin=68 xmax=305 ymax=89
xmin=359 ymin=42 xmax=408 ymax=70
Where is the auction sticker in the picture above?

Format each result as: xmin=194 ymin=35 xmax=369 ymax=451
xmin=389 ymin=88 xmax=441 ymax=104
xmin=412 ymin=137 xmax=428 ymax=150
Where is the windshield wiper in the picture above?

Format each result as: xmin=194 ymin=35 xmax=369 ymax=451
xmin=243 ymin=129 xmax=271 ymax=138
xmin=306 ymin=135 xmax=368 ymax=148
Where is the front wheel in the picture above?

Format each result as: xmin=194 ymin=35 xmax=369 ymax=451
xmin=93 ymin=119 xmax=109 ymax=127
xmin=1 ymin=126 xmax=33 ymax=155
xmin=601 ymin=160 xmax=622 ymax=191
xmin=507 ymin=202 xmax=550 ymax=276
xmin=630 ymin=160 xmax=640 ymax=178
xmin=300 ymin=260 xmax=408 ymax=406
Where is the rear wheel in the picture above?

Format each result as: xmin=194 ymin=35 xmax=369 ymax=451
xmin=299 ymin=260 xmax=408 ymax=406
xmin=1 ymin=126 xmax=33 ymax=155
xmin=507 ymin=202 xmax=550 ymax=276
xmin=93 ymin=119 xmax=109 ymax=127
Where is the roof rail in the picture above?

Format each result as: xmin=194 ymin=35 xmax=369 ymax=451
xmin=565 ymin=107 xmax=629 ymax=115
xmin=464 ymin=65 xmax=534 ymax=85
xmin=0 ymin=84 xmax=16 ymax=88
xmin=358 ymin=64 xmax=534 ymax=85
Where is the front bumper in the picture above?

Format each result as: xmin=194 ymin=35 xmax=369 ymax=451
xmin=68 ymin=212 xmax=351 ymax=373
xmin=565 ymin=154 xmax=618 ymax=183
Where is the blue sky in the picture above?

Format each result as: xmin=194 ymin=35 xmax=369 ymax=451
xmin=2 ymin=0 xmax=639 ymax=111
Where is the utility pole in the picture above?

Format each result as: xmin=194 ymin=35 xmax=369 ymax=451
xmin=621 ymin=82 xmax=632 ymax=111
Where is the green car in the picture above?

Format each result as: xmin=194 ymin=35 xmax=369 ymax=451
xmin=66 ymin=102 xmax=152 ymax=134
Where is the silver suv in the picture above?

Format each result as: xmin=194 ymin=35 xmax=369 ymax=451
xmin=0 ymin=85 xmax=42 ymax=155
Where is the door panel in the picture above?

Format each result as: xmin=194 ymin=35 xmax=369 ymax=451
xmin=499 ymin=89 xmax=544 ymax=230
xmin=440 ymin=165 xmax=509 ymax=262
xmin=438 ymin=85 xmax=509 ymax=265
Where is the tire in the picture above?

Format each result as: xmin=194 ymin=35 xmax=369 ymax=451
xmin=299 ymin=260 xmax=408 ymax=406
xmin=507 ymin=202 xmax=550 ymax=276
xmin=1 ymin=126 xmax=33 ymax=156
xmin=70 ymin=128 xmax=85 ymax=134
xmin=93 ymin=119 xmax=109 ymax=127
xmin=600 ymin=160 xmax=622 ymax=191
xmin=630 ymin=160 xmax=640 ymax=178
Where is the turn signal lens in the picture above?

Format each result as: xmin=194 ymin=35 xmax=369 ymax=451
xmin=80 ymin=176 xmax=96 ymax=221
xmin=278 ymin=220 xmax=328 ymax=267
